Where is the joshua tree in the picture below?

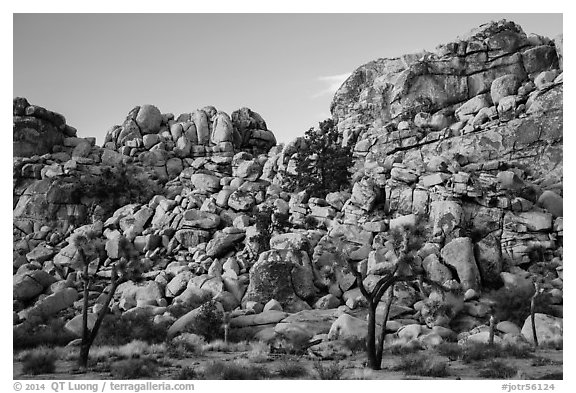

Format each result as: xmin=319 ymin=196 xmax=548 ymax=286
xmin=347 ymin=222 xmax=427 ymax=370
xmin=72 ymin=231 xmax=138 ymax=369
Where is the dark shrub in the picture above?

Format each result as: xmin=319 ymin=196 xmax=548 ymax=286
xmin=284 ymin=119 xmax=353 ymax=198
xmin=393 ymin=354 xmax=450 ymax=377
xmin=95 ymin=313 xmax=169 ymax=346
xmin=177 ymin=366 xmax=201 ymax=380
xmin=111 ymin=358 xmax=159 ymax=379
xmin=478 ymin=360 xmax=517 ymax=379
xmin=22 ymin=348 xmax=57 ymax=375
xmin=313 ymin=360 xmax=345 ymax=380
xmin=203 ymin=361 xmax=271 ymax=380
xmin=14 ymin=318 xmax=75 ymax=350
xmin=275 ymin=360 xmax=308 ymax=378
xmin=436 ymin=342 xmax=463 ymax=360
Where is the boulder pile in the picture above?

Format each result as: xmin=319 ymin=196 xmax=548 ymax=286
xmin=13 ymin=19 xmax=563 ymax=354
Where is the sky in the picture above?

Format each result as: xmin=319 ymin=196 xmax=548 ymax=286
xmin=14 ymin=13 xmax=562 ymax=145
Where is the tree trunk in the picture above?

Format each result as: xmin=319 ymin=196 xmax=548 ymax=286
xmin=489 ymin=315 xmax=495 ymax=346
xmin=376 ymin=286 xmax=394 ymax=366
xmin=79 ymin=251 xmax=90 ymax=369
xmin=531 ymin=285 xmax=539 ymax=347
xmin=367 ymin=303 xmax=379 ymax=370
xmin=86 ymin=276 xmax=123 ymax=354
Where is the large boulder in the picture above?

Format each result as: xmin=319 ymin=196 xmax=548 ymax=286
xmin=243 ymin=249 xmax=315 ymax=312
xmin=135 ymin=104 xmax=163 ymax=134
xmin=210 ymin=112 xmax=236 ymax=144
xmin=13 ymin=270 xmax=57 ymax=302
xmin=440 ymin=237 xmax=481 ymax=291
xmin=23 ymin=287 xmax=78 ymax=319
xmin=521 ymin=313 xmax=562 ymax=345
xmin=192 ymin=110 xmax=210 ymax=145
xmin=327 ymin=313 xmax=367 ymax=341
xmin=116 ymin=280 xmax=165 ymax=310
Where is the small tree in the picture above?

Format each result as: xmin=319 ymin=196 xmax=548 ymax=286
xmin=347 ymin=222 xmax=427 ymax=370
xmin=72 ymin=232 xmax=139 ymax=369
xmin=285 ymin=119 xmax=353 ymax=198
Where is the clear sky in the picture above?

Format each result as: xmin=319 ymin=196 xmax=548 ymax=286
xmin=13 ymin=13 xmax=562 ymax=145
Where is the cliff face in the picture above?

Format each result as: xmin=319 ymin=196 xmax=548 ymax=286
xmin=332 ymin=20 xmax=561 ymax=146
xmin=331 ymin=19 xmax=562 ymax=270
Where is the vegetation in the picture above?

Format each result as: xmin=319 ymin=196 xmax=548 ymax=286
xmin=202 ymin=360 xmax=272 ymax=380
xmin=478 ymin=360 xmax=518 ymax=379
xmin=487 ymin=281 xmax=553 ymax=327
xmin=14 ymin=318 xmax=76 ymax=350
xmin=284 ymin=119 xmax=353 ymax=198
xmin=313 ymin=360 xmax=345 ymax=380
xmin=110 ymin=358 xmax=159 ymax=379
xmin=275 ymin=360 xmax=308 ymax=378
xmin=436 ymin=342 xmax=534 ymax=363
xmin=21 ymin=347 xmax=57 ymax=375
xmin=392 ymin=354 xmax=450 ymax=377
xmin=95 ymin=313 xmax=169 ymax=347
xmin=177 ymin=366 xmax=200 ymax=380
xmin=77 ymin=162 xmax=163 ymax=215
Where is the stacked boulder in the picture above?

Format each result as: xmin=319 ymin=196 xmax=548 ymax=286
xmin=103 ymin=105 xmax=276 ymax=161
xmin=13 ymin=97 xmax=78 ymax=158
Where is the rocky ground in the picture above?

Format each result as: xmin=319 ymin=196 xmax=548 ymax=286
xmin=13 ymin=19 xmax=562 ymax=379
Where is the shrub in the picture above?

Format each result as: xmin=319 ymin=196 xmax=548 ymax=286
xmin=169 ymin=333 xmax=206 ymax=357
xmin=21 ymin=347 xmax=57 ymax=375
xmin=342 ymin=337 xmax=367 ymax=354
xmin=94 ymin=313 xmax=169 ymax=346
xmin=531 ymin=356 xmax=562 ymax=367
xmin=393 ymin=354 xmax=449 ymax=377
xmin=110 ymin=358 xmax=159 ymax=379
xmin=247 ymin=341 xmax=270 ymax=363
xmin=436 ymin=342 xmax=463 ymax=360
xmin=182 ymin=301 xmax=224 ymax=341
xmin=14 ymin=318 xmax=75 ymax=350
xmin=461 ymin=342 xmax=534 ymax=363
xmin=275 ymin=360 xmax=308 ymax=378
xmin=488 ymin=286 xmax=534 ymax=326
xmin=177 ymin=366 xmax=201 ymax=380
xmin=313 ymin=360 xmax=345 ymax=380
xmin=385 ymin=343 xmax=422 ymax=356
xmin=478 ymin=360 xmax=518 ymax=379
xmin=202 ymin=360 xmax=271 ymax=380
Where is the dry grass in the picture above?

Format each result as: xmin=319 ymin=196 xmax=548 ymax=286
xmin=392 ymin=354 xmax=450 ymax=377
xmin=247 ymin=341 xmax=270 ymax=363
xmin=478 ymin=360 xmax=518 ymax=379
xmin=313 ymin=360 xmax=345 ymax=380
xmin=202 ymin=360 xmax=272 ymax=380
xmin=110 ymin=357 xmax=160 ymax=379
xmin=201 ymin=339 xmax=252 ymax=353
xmin=21 ymin=347 xmax=57 ymax=375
